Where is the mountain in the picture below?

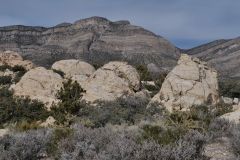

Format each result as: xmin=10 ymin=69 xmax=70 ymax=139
xmin=186 ymin=38 xmax=240 ymax=79
xmin=0 ymin=16 xmax=180 ymax=70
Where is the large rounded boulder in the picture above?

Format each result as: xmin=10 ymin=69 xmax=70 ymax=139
xmin=52 ymin=59 xmax=95 ymax=84
xmin=11 ymin=67 xmax=63 ymax=108
xmin=149 ymin=54 xmax=219 ymax=112
xmin=82 ymin=61 xmax=141 ymax=103
xmin=0 ymin=50 xmax=34 ymax=70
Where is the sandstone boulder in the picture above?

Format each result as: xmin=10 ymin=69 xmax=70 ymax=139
xmin=149 ymin=54 xmax=219 ymax=112
xmin=82 ymin=61 xmax=141 ymax=103
xmin=40 ymin=116 xmax=56 ymax=127
xmin=0 ymin=51 xmax=34 ymax=70
xmin=222 ymin=97 xmax=233 ymax=105
xmin=0 ymin=129 xmax=9 ymax=137
xmin=52 ymin=59 xmax=95 ymax=84
xmin=11 ymin=67 xmax=63 ymax=108
xmin=220 ymin=109 xmax=240 ymax=124
xmin=233 ymin=98 xmax=239 ymax=105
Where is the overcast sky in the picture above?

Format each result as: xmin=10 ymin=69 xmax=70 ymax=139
xmin=0 ymin=0 xmax=240 ymax=49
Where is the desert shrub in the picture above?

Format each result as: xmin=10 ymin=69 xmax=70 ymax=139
xmin=0 ymin=76 xmax=12 ymax=85
xmin=46 ymin=127 xmax=73 ymax=157
xmin=214 ymin=102 xmax=233 ymax=116
xmin=0 ymin=87 xmax=49 ymax=126
xmin=0 ymin=86 xmax=12 ymax=97
xmin=12 ymin=65 xmax=27 ymax=83
xmin=0 ymin=128 xmax=52 ymax=160
xmin=219 ymin=79 xmax=240 ymax=98
xmin=52 ymin=69 xmax=65 ymax=78
xmin=136 ymin=65 xmax=152 ymax=81
xmin=11 ymin=65 xmax=26 ymax=72
xmin=56 ymin=124 xmax=207 ymax=160
xmin=228 ymin=124 xmax=240 ymax=156
xmin=208 ymin=118 xmax=231 ymax=138
xmin=50 ymin=79 xmax=85 ymax=124
xmin=208 ymin=120 xmax=240 ymax=157
xmin=58 ymin=124 xmax=117 ymax=160
xmin=0 ymin=65 xmax=11 ymax=71
xmin=15 ymin=121 xmax=42 ymax=132
xmin=0 ymin=65 xmax=26 ymax=83
xmin=77 ymin=95 xmax=154 ymax=127
xmin=166 ymin=103 xmax=233 ymax=135
xmin=141 ymin=124 xmax=187 ymax=145
xmin=0 ymin=123 xmax=208 ymax=160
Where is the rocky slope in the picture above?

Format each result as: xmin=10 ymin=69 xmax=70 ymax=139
xmin=186 ymin=38 xmax=240 ymax=79
xmin=0 ymin=16 xmax=180 ymax=71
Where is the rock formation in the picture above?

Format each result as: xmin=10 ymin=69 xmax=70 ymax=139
xmin=11 ymin=67 xmax=63 ymax=108
xmin=0 ymin=50 xmax=34 ymax=70
xmin=149 ymin=54 xmax=219 ymax=112
xmin=220 ymin=110 xmax=240 ymax=124
xmin=51 ymin=59 xmax=95 ymax=84
xmin=82 ymin=61 xmax=141 ymax=103
xmin=0 ymin=17 xmax=180 ymax=72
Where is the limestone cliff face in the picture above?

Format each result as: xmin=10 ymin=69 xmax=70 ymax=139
xmin=0 ymin=16 xmax=180 ymax=70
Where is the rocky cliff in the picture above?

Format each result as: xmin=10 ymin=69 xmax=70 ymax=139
xmin=0 ymin=16 xmax=180 ymax=71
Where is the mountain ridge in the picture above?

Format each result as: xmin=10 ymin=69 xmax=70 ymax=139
xmin=0 ymin=16 xmax=240 ymax=79
xmin=186 ymin=37 xmax=240 ymax=79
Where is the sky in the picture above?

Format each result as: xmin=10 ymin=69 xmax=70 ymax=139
xmin=0 ymin=0 xmax=240 ymax=49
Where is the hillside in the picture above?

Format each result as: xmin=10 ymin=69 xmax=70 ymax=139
xmin=186 ymin=38 xmax=240 ymax=79
xmin=0 ymin=16 xmax=180 ymax=71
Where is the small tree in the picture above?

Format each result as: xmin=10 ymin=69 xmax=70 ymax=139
xmin=51 ymin=79 xmax=85 ymax=124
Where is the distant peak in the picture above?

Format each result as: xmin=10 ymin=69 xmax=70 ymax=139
xmin=74 ymin=16 xmax=110 ymax=25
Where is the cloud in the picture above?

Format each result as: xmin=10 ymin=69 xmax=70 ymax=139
xmin=0 ymin=0 xmax=240 ymax=48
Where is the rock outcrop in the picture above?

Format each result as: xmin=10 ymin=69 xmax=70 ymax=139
xmin=11 ymin=67 xmax=63 ymax=108
xmin=82 ymin=61 xmax=141 ymax=103
xmin=0 ymin=129 xmax=9 ymax=137
xmin=40 ymin=116 xmax=56 ymax=127
xmin=149 ymin=54 xmax=219 ymax=112
xmin=52 ymin=59 xmax=95 ymax=84
xmin=0 ymin=50 xmax=34 ymax=70
xmin=220 ymin=110 xmax=240 ymax=124
xmin=0 ymin=17 xmax=180 ymax=71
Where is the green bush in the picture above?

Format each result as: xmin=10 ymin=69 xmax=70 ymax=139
xmin=11 ymin=65 xmax=26 ymax=72
xmin=0 ymin=64 xmax=11 ymax=71
xmin=0 ymin=87 xmax=49 ymax=126
xmin=50 ymin=79 xmax=85 ymax=124
xmin=12 ymin=65 xmax=27 ymax=83
xmin=219 ymin=79 xmax=240 ymax=98
xmin=77 ymin=95 xmax=155 ymax=128
xmin=0 ymin=76 xmax=12 ymax=85
xmin=0 ymin=65 xmax=27 ymax=83
xmin=136 ymin=65 xmax=152 ymax=81
xmin=15 ymin=121 xmax=42 ymax=132
xmin=141 ymin=124 xmax=187 ymax=145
